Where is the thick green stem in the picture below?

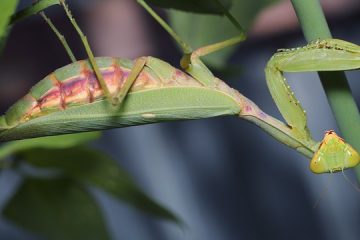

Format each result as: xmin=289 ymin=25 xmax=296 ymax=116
xmin=290 ymin=0 xmax=360 ymax=177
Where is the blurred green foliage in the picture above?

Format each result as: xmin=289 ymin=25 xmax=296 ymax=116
xmin=0 ymin=0 xmax=19 ymax=52
xmin=20 ymin=146 xmax=181 ymax=223
xmin=0 ymin=132 xmax=100 ymax=160
xmin=0 ymin=0 xmax=18 ymax=38
xmin=4 ymin=177 xmax=110 ymax=240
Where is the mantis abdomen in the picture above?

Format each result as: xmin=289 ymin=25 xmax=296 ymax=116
xmin=2 ymin=57 xmax=130 ymax=128
xmin=0 ymin=56 xmax=210 ymax=130
xmin=0 ymin=56 xmax=246 ymax=141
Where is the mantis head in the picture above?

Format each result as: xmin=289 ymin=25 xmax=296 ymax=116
xmin=310 ymin=130 xmax=360 ymax=174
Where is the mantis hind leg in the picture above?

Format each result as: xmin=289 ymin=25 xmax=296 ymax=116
xmin=112 ymin=57 xmax=147 ymax=106
xmin=59 ymin=0 xmax=113 ymax=104
xmin=181 ymin=34 xmax=246 ymax=87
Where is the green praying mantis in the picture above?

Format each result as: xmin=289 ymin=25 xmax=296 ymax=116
xmin=0 ymin=0 xmax=359 ymax=174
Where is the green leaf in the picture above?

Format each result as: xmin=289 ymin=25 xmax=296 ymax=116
xmin=20 ymin=146 xmax=181 ymax=224
xmin=0 ymin=132 xmax=101 ymax=160
xmin=0 ymin=0 xmax=19 ymax=52
xmin=10 ymin=0 xmax=60 ymax=24
xmin=0 ymin=87 xmax=241 ymax=141
xmin=169 ymin=0 xmax=280 ymax=68
xmin=0 ymin=0 xmax=18 ymax=38
xmin=146 ymin=0 xmax=232 ymax=15
xmin=3 ymin=177 xmax=110 ymax=240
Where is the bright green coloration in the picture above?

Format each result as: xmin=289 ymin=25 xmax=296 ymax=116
xmin=0 ymin=132 xmax=100 ymax=160
xmin=1 ymin=0 xmax=359 ymax=174
xmin=310 ymin=131 xmax=360 ymax=174
xmin=266 ymin=39 xmax=360 ymax=141
xmin=0 ymin=0 xmax=19 ymax=39
xmin=265 ymin=39 xmax=360 ymax=173
xmin=10 ymin=0 xmax=59 ymax=24
xmin=0 ymin=0 xmax=19 ymax=53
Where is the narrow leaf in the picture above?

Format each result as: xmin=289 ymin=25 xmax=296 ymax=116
xmin=20 ymin=147 xmax=181 ymax=224
xmin=0 ymin=0 xmax=19 ymax=52
xmin=0 ymin=87 xmax=241 ymax=141
xmin=10 ymin=0 xmax=60 ymax=24
xmin=0 ymin=0 xmax=19 ymax=38
xmin=146 ymin=0 xmax=232 ymax=15
xmin=0 ymin=132 xmax=101 ymax=160
xmin=3 ymin=177 xmax=110 ymax=240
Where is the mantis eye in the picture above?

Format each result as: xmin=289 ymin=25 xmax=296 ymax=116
xmin=346 ymin=147 xmax=360 ymax=168
xmin=310 ymin=155 xmax=325 ymax=174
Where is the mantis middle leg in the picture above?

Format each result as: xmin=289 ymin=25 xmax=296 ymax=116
xmin=55 ymin=0 xmax=145 ymax=107
xmin=137 ymin=0 xmax=246 ymax=88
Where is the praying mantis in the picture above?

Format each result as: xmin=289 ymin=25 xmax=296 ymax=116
xmin=0 ymin=0 xmax=359 ymax=174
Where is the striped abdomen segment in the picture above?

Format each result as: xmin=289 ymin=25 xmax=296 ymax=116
xmin=1 ymin=56 xmax=203 ymax=128
xmin=3 ymin=57 xmax=133 ymax=127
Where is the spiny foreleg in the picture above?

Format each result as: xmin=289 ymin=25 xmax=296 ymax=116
xmin=266 ymin=39 xmax=360 ymax=173
xmin=266 ymin=39 xmax=360 ymax=140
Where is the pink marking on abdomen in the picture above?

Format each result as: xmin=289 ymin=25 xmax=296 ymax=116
xmin=26 ymin=66 xmax=127 ymax=119
xmin=63 ymin=76 xmax=90 ymax=105
xmin=38 ymin=88 xmax=62 ymax=110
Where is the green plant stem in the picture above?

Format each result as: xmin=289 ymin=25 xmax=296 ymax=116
xmin=290 ymin=0 xmax=360 ymax=177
